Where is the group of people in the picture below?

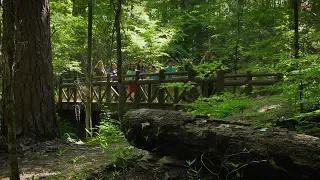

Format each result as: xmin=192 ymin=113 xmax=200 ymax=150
xmin=93 ymin=60 xmax=117 ymax=77
xmin=93 ymin=58 xmax=177 ymax=101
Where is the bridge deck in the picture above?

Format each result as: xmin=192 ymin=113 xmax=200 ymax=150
xmin=57 ymin=70 xmax=282 ymax=111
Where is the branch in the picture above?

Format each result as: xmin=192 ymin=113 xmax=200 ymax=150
xmin=225 ymin=159 xmax=267 ymax=180
xmin=0 ymin=2 xmax=6 ymax=10
xmin=50 ymin=28 xmax=58 ymax=38
xmin=200 ymin=153 xmax=220 ymax=179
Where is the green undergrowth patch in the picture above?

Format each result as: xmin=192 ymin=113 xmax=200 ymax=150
xmin=184 ymin=93 xmax=287 ymax=119
xmin=90 ymin=107 xmax=124 ymax=147
xmin=185 ymin=93 xmax=254 ymax=118
xmin=57 ymin=114 xmax=78 ymax=140
xmin=185 ymin=91 xmax=320 ymax=137
xmin=88 ymin=107 xmax=140 ymax=177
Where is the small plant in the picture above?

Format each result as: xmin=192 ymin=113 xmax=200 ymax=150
xmin=56 ymin=147 xmax=68 ymax=157
xmin=57 ymin=114 xmax=77 ymax=140
xmin=90 ymin=106 xmax=124 ymax=146
xmin=102 ymin=145 xmax=136 ymax=179
xmin=110 ymin=145 xmax=135 ymax=163
xmin=186 ymin=158 xmax=202 ymax=179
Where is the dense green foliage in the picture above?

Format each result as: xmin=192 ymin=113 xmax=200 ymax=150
xmin=91 ymin=107 xmax=124 ymax=145
xmin=186 ymin=93 xmax=253 ymax=117
xmin=49 ymin=0 xmax=320 ymax=136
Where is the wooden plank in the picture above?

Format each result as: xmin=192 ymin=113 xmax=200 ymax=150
xmin=106 ymin=73 xmax=112 ymax=105
xmin=158 ymin=69 xmax=165 ymax=107
xmin=224 ymin=80 xmax=246 ymax=86
xmin=134 ymin=71 xmax=141 ymax=108
xmin=216 ymin=70 xmax=225 ymax=95
xmin=245 ymin=71 xmax=253 ymax=95
xmin=249 ymin=79 xmax=278 ymax=85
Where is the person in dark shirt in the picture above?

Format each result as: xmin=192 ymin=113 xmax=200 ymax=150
xmin=109 ymin=63 xmax=118 ymax=100
xmin=93 ymin=60 xmax=106 ymax=77
xmin=126 ymin=64 xmax=136 ymax=101
xmin=150 ymin=66 xmax=159 ymax=100
xmin=108 ymin=63 xmax=117 ymax=80
xmin=150 ymin=66 xmax=158 ymax=80
xmin=136 ymin=59 xmax=145 ymax=79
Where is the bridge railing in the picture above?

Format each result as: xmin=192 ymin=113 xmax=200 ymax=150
xmin=57 ymin=70 xmax=282 ymax=110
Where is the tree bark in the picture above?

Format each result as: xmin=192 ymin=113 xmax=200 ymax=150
xmin=86 ymin=0 xmax=93 ymax=137
xmin=122 ymin=109 xmax=320 ymax=179
xmin=2 ymin=0 xmax=20 ymax=178
xmin=13 ymin=0 xmax=59 ymax=140
xmin=292 ymin=0 xmax=304 ymax=112
xmin=293 ymin=0 xmax=300 ymax=59
xmin=72 ymin=0 xmax=87 ymax=17
xmin=115 ymin=0 xmax=125 ymax=121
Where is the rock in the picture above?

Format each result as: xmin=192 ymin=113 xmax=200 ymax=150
xmin=258 ymin=104 xmax=282 ymax=113
xmin=122 ymin=109 xmax=320 ymax=179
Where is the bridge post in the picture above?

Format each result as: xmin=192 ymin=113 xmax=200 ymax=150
xmin=134 ymin=70 xmax=141 ymax=108
xmin=158 ymin=69 xmax=165 ymax=108
xmin=187 ymin=69 xmax=196 ymax=81
xmin=147 ymin=83 xmax=152 ymax=108
xmin=245 ymin=71 xmax=253 ymax=96
xmin=174 ymin=87 xmax=179 ymax=104
xmin=106 ymin=73 xmax=112 ymax=106
xmin=58 ymin=77 xmax=63 ymax=104
xmin=276 ymin=73 xmax=283 ymax=82
xmin=73 ymin=77 xmax=78 ymax=103
xmin=202 ymin=81 xmax=209 ymax=97
xmin=216 ymin=70 xmax=225 ymax=95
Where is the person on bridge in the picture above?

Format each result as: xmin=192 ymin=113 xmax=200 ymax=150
xmin=126 ymin=64 xmax=136 ymax=101
xmin=165 ymin=58 xmax=176 ymax=100
xmin=108 ymin=63 xmax=117 ymax=75
xmin=151 ymin=66 xmax=159 ymax=101
xmin=165 ymin=58 xmax=176 ymax=80
xmin=200 ymin=51 xmax=214 ymax=64
xmin=109 ymin=63 xmax=118 ymax=100
xmin=93 ymin=60 xmax=107 ymax=77
xmin=150 ymin=66 xmax=158 ymax=80
xmin=136 ymin=60 xmax=145 ymax=79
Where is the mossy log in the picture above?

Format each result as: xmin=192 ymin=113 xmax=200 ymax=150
xmin=122 ymin=109 xmax=320 ymax=179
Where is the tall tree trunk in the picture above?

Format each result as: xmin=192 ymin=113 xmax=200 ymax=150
xmin=233 ymin=0 xmax=244 ymax=93
xmin=2 ymin=0 xmax=20 ymax=179
xmin=72 ymin=0 xmax=87 ymax=17
xmin=292 ymin=0 xmax=302 ymax=112
xmin=14 ymin=0 xmax=59 ymax=140
xmin=115 ymin=0 xmax=125 ymax=121
xmin=86 ymin=0 xmax=93 ymax=137
xmin=293 ymin=0 xmax=300 ymax=59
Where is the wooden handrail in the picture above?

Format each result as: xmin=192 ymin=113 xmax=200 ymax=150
xmin=57 ymin=70 xmax=283 ymax=107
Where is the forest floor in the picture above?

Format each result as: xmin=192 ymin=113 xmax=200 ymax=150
xmin=1 ymin=96 xmax=320 ymax=179
xmin=0 ymin=138 xmax=148 ymax=180
xmin=0 ymin=138 xmax=192 ymax=180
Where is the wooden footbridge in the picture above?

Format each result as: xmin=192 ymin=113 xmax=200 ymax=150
xmin=57 ymin=70 xmax=282 ymax=112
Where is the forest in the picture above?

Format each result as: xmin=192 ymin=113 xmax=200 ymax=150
xmin=0 ymin=0 xmax=320 ymax=179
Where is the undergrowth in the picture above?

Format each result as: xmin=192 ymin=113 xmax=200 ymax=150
xmin=57 ymin=114 xmax=77 ymax=140
xmin=90 ymin=106 xmax=124 ymax=146
xmin=185 ymin=93 xmax=254 ymax=118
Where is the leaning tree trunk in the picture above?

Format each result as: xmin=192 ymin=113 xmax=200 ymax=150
xmin=13 ymin=0 xmax=59 ymax=140
xmin=2 ymin=0 xmax=20 ymax=179
xmin=122 ymin=109 xmax=320 ymax=179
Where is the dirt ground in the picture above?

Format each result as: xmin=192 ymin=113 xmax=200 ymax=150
xmin=0 ymin=139 xmax=146 ymax=180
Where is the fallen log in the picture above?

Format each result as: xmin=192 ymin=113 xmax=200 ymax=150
xmin=122 ymin=109 xmax=320 ymax=179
